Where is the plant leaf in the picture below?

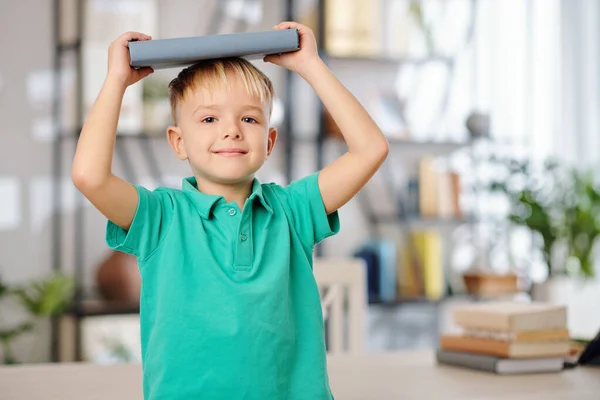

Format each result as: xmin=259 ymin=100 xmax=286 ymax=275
xmin=0 ymin=322 xmax=33 ymax=341
xmin=14 ymin=274 xmax=75 ymax=317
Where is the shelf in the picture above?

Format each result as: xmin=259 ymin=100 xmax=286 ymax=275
xmin=114 ymin=132 xmax=166 ymax=139
xmin=294 ymin=135 xmax=470 ymax=149
xmin=369 ymin=296 xmax=446 ymax=306
xmin=387 ymin=139 xmax=471 ymax=154
xmin=373 ymin=216 xmax=469 ymax=228
xmin=59 ymin=132 xmax=166 ymax=141
xmin=57 ymin=40 xmax=81 ymax=52
xmin=387 ymin=138 xmax=469 ymax=147
xmin=67 ymin=298 xmax=140 ymax=317
xmin=326 ymin=54 xmax=454 ymax=66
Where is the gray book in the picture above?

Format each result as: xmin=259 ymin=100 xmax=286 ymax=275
xmin=129 ymin=29 xmax=300 ymax=69
xmin=436 ymin=349 xmax=564 ymax=374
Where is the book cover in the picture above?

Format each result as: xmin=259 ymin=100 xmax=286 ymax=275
xmin=436 ymin=349 xmax=564 ymax=374
xmin=451 ymin=301 xmax=567 ymax=332
xmin=440 ymin=334 xmax=571 ymax=359
xmin=412 ymin=230 xmax=443 ymax=300
xmin=325 ymin=0 xmax=381 ymax=56
xmin=363 ymin=239 xmax=397 ymax=303
xmin=399 ymin=230 xmax=443 ymax=300
xmin=129 ymin=29 xmax=300 ymax=69
xmin=462 ymin=328 xmax=570 ymax=342
xmin=418 ymin=156 xmax=438 ymax=218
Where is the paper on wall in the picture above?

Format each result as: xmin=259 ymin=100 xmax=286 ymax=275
xmin=26 ymin=68 xmax=75 ymax=114
xmin=29 ymin=176 xmax=90 ymax=234
xmin=0 ymin=177 xmax=21 ymax=231
xmin=32 ymin=117 xmax=55 ymax=142
xmin=82 ymin=315 xmax=141 ymax=363
xmin=26 ymin=69 xmax=54 ymax=106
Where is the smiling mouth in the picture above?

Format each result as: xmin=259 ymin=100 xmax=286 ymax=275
xmin=213 ymin=149 xmax=248 ymax=156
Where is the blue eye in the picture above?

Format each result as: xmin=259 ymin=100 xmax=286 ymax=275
xmin=202 ymin=117 xmax=215 ymax=123
xmin=243 ymin=117 xmax=257 ymax=123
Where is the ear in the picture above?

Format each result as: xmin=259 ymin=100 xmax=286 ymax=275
xmin=167 ymin=125 xmax=188 ymax=160
xmin=267 ymin=127 xmax=278 ymax=157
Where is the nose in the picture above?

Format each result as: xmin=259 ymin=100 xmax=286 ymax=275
xmin=223 ymin=124 xmax=242 ymax=140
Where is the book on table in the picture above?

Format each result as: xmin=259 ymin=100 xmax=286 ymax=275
xmin=436 ymin=301 xmax=571 ymax=374
xmin=451 ymin=301 xmax=567 ymax=332
xmin=439 ymin=334 xmax=571 ymax=359
xmin=436 ymin=350 xmax=565 ymax=374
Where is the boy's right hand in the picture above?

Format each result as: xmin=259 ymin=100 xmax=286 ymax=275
xmin=107 ymin=31 xmax=154 ymax=87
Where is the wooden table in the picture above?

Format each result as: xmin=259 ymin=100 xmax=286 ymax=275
xmin=0 ymin=350 xmax=598 ymax=399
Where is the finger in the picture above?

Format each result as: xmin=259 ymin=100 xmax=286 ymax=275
xmin=274 ymin=21 xmax=302 ymax=30
xmin=122 ymin=31 xmax=152 ymax=40
xmin=263 ymin=54 xmax=281 ymax=65
xmin=135 ymin=67 xmax=154 ymax=80
xmin=276 ymin=22 xmax=312 ymax=38
xmin=120 ymin=31 xmax=152 ymax=43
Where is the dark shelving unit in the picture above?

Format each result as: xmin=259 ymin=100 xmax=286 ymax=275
xmin=50 ymin=0 xmax=205 ymax=360
xmin=69 ymin=299 xmax=140 ymax=317
xmin=52 ymin=0 xmax=86 ymax=363
xmin=51 ymin=0 xmax=299 ymax=362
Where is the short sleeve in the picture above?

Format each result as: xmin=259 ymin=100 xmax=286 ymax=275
xmin=282 ymin=171 xmax=340 ymax=246
xmin=105 ymin=185 xmax=174 ymax=260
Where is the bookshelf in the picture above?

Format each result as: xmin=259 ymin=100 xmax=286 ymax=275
xmin=327 ymin=55 xmax=454 ymax=65
xmin=289 ymin=0 xmax=481 ymax=305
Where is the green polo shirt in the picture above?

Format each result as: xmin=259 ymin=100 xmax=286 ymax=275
xmin=105 ymin=171 xmax=339 ymax=400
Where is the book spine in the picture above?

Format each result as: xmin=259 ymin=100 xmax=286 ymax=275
xmin=436 ymin=350 xmax=498 ymax=373
xmin=453 ymin=310 xmax=511 ymax=331
xmin=440 ymin=335 xmax=510 ymax=358
xmin=462 ymin=328 xmax=570 ymax=342
xmin=512 ymin=309 xmax=567 ymax=332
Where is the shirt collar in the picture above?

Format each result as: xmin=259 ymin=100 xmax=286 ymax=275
xmin=182 ymin=176 xmax=273 ymax=218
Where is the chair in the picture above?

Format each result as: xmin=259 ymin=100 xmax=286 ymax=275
xmin=313 ymin=257 xmax=367 ymax=354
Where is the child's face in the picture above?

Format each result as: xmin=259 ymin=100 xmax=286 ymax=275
xmin=168 ymin=75 xmax=276 ymax=186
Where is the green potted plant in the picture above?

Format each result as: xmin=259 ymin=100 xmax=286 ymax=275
xmin=563 ymin=170 xmax=600 ymax=278
xmin=408 ymin=1 xmax=435 ymax=54
xmin=499 ymin=162 xmax=600 ymax=279
xmin=0 ymin=273 xmax=74 ymax=364
xmin=489 ymin=157 xmax=600 ymax=338
xmin=0 ymin=278 xmax=32 ymax=364
xmin=488 ymin=157 xmax=567 ymax=277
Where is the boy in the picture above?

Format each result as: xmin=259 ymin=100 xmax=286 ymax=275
xmin=72 ymin=21 xmax=388 ymax=399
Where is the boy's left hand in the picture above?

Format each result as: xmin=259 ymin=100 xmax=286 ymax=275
xmin=264 ymin=21 xmax=321 ymax=77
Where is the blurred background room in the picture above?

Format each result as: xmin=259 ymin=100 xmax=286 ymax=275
xmin=1 ymin=0 xmax=599 ymax=368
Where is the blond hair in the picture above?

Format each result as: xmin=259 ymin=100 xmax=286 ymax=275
xmin=168 ymin=58 xmax=274 ymax=125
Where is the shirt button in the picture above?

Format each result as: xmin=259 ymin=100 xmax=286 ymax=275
xmin=228 ymin=208 xmax=236 ymax=216
xmin=240 ymin=233 xmax=247 ymax=241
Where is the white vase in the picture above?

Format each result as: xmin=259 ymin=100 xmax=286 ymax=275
xmin=532 ymin=276 xmax=600 ymax=339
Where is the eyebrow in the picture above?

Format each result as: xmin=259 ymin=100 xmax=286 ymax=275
xmin=242 ymin=105 xmax=266 ymax=115
xmin=192 ymin=104 xmax=265 ymax=116
xmin=192 ymin=104 xmax=220 ymax=116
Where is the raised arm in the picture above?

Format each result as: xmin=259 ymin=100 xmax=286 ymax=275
xmin=265 ymin=22 xmax=389 ymax=215
xmin=71 ymin=32 xmax=154 ymax=230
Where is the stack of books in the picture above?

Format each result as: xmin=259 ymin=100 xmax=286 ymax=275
xmin=437 ymin=301 xmax=571 ymax=374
